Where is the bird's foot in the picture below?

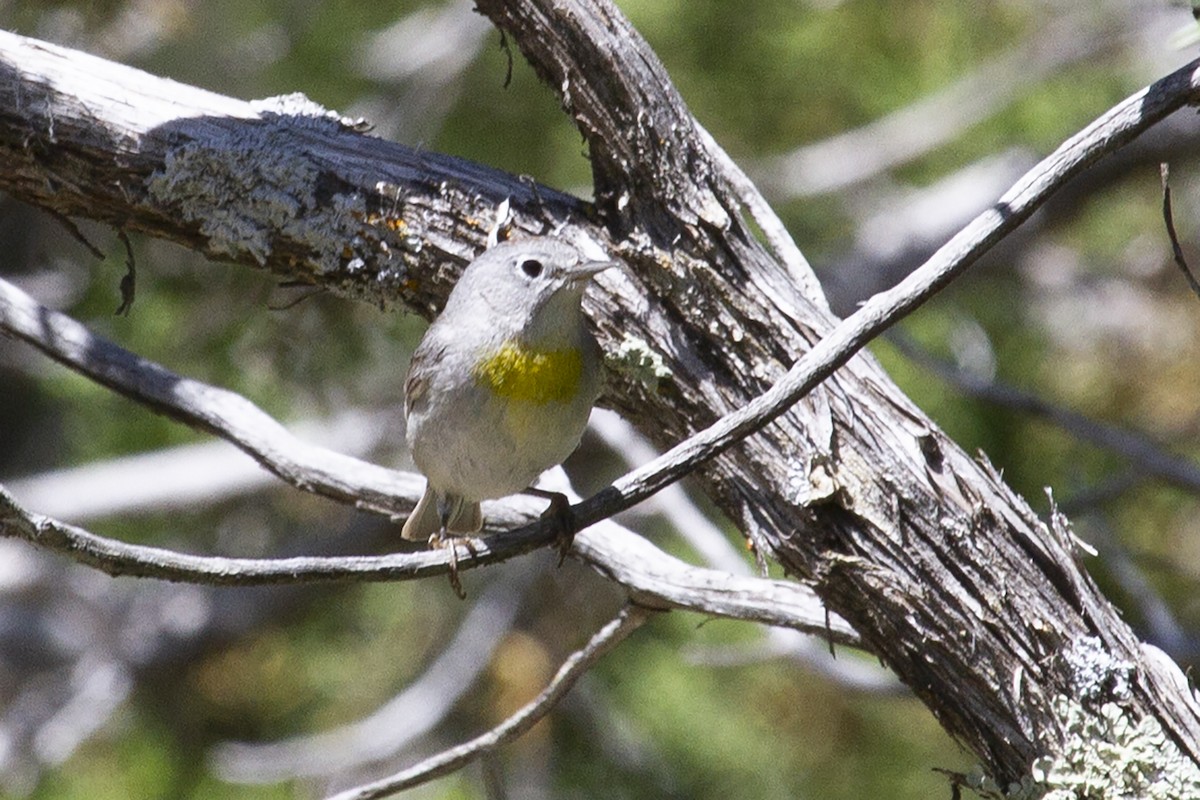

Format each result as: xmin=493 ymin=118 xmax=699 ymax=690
xmin=428 ymin=531 xmax=479 ymax=599
xmin=523 ymin=487 xmax=575 ymax=566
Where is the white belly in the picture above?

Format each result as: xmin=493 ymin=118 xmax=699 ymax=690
xmin=407 ymin=379 xmax=593 ymax=501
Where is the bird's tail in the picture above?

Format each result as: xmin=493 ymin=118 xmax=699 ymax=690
xmin=401 ymin=485 xmax=483 ymax=540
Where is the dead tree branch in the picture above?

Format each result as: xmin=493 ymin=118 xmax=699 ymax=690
xmin=1 ymin=1 xmax=1199 ymax=787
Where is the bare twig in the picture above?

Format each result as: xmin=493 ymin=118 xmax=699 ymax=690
xmin=323 ymin=604 xmax=655 ymax=800
xmin=212 ymin=567 xmax=536 ymax=783
xmin=0 ymin=483 xmax=485 ymax=582
xmin=571 ymin=55 xmax=1200 ymax=532
xmin=0 ymin=274 xmax=416 ymax=519
xmin=114 ymin=229 xmax=136 ymax=316
xmin=537 ymin=467 xmax=859 ymax=644
xmin=1161 ymin=162 xmax=1200 ymax=301
xmin=0 ymin=273 xmax=854 ymax=631
xmin=891 ymin=333 xmax=1200 ymax=494
xmin=0 ymin=482 xmax=856 ymax=642
xmin=45 ymin=208 xmax=106 ymax=260
xmin=0 ymin=272 xmax=855 ymax=632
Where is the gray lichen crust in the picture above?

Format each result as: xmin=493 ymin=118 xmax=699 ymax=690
xmin=608 ymin=332 xmax=672 ymax=391
xmin=1029 ymin=696 xmax=1200 ymax=800
xmin=145 ymin=95 xmax=419 ymax=307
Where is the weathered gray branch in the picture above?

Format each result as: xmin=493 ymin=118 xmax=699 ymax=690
xmin=477 ymin=0 xmax=1200 ymax=783
xmin=2 ymin=2 xmax=1199 ymax=790
xmin=0 ymin=29 xmax=586 ymax=313
xmin=0 ymin=478 xmax=848 ymax=640
xmin=0 ymin=269 xmax=853 ymax=640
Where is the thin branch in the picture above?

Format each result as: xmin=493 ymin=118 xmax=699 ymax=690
xmin=1161 ymin=161 xmax=1200 ymax=301
xmin=45 ymin=209 xmax=106 ymax=260
xmin=890 ymin=333 xmax=1200 ymax=495
xmin=0 ymin=274 xmax=415 ymax=518
xmin=212 ymin=568 xmax=535 ymax=783
xmin=114 ymin=229 xmax=136 ymax=316
xmin=322 ymin=603 xmax=656 ymax=800
xmin=0 ymin=482 xmax=855 ymax=642
xmin=0 ymin=483 xmax=491 ymax=582
xmin=571 ymin=55 xmax=1200 ymax=531
xmin=0 ymin=267 xmax=855 ymax=639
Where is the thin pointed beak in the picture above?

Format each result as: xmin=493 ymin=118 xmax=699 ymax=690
xmin=570 ymin=258 xmax=618 ymax=283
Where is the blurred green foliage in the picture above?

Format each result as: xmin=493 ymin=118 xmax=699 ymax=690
xmin=2 ymin=0 xmax=1199 ymax=798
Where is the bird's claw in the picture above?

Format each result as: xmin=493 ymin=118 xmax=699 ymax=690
xmin=537 ymin=492 xmax=575 ymax=567
xmin=428 ymin=532 xmax=479 ymax=599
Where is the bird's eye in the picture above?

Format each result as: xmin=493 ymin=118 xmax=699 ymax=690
xmin=520 ymin=259 xmax=544 ymax=278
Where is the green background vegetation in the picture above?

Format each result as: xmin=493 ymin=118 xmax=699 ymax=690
xmin=2 ymin=1 xmax=1199 ymax=798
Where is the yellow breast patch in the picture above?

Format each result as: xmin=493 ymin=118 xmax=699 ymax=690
xmin=472 ymin=341 xmax=582 ymax=404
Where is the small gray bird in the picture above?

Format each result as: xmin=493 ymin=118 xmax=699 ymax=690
xmin=401 ymin=238 xmax=613 ymax=542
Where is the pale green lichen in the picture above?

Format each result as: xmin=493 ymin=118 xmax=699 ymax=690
xmin=961 ymin=695 xmax=1200 ymax=800
xmin=1061 ymin=636 xmax=1133 ymax=704
xmin=608 ymin=332 xmax=672 ymax=390
xmin=1032 ymin=697 xmax=1200 ymax=800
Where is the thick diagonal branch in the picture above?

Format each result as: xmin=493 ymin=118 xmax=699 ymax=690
xmin=477 ymin=0 xmax=1200 ymax=780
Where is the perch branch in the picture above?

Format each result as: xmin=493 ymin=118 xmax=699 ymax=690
xmin=571 ymin=54 xmax=1200 ymax=529
xmin=0 ymin=481 xmax=856 ymax=642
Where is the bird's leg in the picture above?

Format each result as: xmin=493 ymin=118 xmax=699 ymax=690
xmin=430 ymin=530 xmax=464 ymax=600
xmin=522 ymin=487 xmax=575 ymax=566
xmin=428 ymin=501 xmax=479 ymax=599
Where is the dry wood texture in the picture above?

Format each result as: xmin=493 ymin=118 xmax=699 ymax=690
xmin=1 ymin=0 xmax=1198 ymax=788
